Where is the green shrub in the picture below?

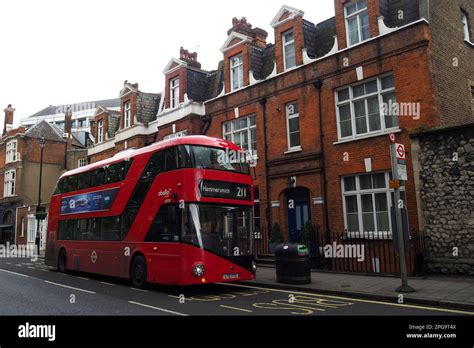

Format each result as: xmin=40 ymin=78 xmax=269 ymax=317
xmin=270 ymin=223 xmax=284 ymax=243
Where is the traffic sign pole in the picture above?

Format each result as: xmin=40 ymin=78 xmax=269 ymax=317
xmin=390 ymin=142 xmax=415 ymax=293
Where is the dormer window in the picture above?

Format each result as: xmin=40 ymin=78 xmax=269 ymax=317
xmin=345 ymin=0 xmax=369 ymax=46
xmin=230 ymin=54 xmax=244 ymax=91
xmin=124 ymin=101 xmax=131 ymax=128
xmin=170 ymin=77 xmax=180 ymax=108
xmin=97 ymin=120 xmax=104 ymax=143
xmin=283 ymin=30 xmax=296 ymax=70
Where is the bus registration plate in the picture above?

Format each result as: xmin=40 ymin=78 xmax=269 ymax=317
xmin=223 ymin=273 xmax=239 ymax=280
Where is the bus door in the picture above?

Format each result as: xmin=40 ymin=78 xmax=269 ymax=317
xmin=145 ymin=205 xmax=181 ymax=285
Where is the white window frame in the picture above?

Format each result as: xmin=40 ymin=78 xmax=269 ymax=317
xmin=6 ymin=139 xmax=17 ymax=163
xmin=341 ymin=172 xmax=406 ymax=239
xmin=27 ymin=214 xmax=36 ymax=244
xmin=285 ymin=102 xmax=301 ymax=152
xmin=230 ymin=54 xmax=244 ymax=91
xmin=4 ymin=169 xmax=16 ymax=197
xmin=462 ymin=10 xmax=471 ymax=42
xmin=222 ymin=115 xmax=257 ymax=157
xmin=78 ymin=158 xmax=87 ymax=168
xmin=124 ymin=101 xmax=131 ymax=129
xmin=20 ymin=217 xmax=25 ymax=238
xmin=170 ymin=77 xmax=180 ymax=108
xmin=335 ymin=74 xmax=398 ymax=142
xmin=282 ymin=30 xmax=296 ymax=71
xmin=344 ymin=0 xmax=369 ymax=47
xmin=97 ymin=120 xmax=104 ymax=144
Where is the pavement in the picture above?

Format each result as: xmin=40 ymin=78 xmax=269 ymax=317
xmin=249 ymin=265 xmax=474 ymax=310
xmin=1 ymin=256 xmax=472 ymax=316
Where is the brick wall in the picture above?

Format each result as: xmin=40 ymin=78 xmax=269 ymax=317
xmin=429 ymin=0 xmax=474 ymax=127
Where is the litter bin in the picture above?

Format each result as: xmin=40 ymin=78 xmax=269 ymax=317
xmin=275 ymin=243 xmax=311 ymax=284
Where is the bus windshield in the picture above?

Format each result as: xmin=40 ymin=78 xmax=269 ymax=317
xmin=182 ymin=204 xmax=253 ymax=257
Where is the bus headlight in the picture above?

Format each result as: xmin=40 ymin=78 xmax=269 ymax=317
xmin=192 ymin=263 xmax=205 ymax=277
xmin=252 ymin=261 xmax=257 ymax=273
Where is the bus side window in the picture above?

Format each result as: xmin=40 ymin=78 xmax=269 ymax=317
xmin=58 ymin=220 xmax=73 ymax=240
xmin=121 ymin=208 xmax=138 ymax=239
xmin=141 ymin=151 xmax=163 ymax=180
xmin=75 ymin=219 xmax=88 ymax=240
xmin=77 ymin=172 xmax=91 ymax=191
xmin=145 ymin=205 xmax=180 ymax=242
xmin=54 ymin=179 xmax=64 ymax=195
xmin=163 ymin=147 xmax=178 ymax=172
xmin=88 ymin=218 xmax=101 ymax=240
xmin=91 ymin=168 xmax=105 ymax=187
xmin=101 ymin=216 xmax=121 ymax=241
xmin=177 ymin=145 xmax=192 ymax=168
xmin=105 ymin=163 xmax=119 ymax=184
xmin=63 ymin=175 xmax=78 ymax=193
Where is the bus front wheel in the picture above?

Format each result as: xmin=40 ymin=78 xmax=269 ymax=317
xmin=58 ymin=249 xmax=67 ymax=273
xmin=130 ymin=255 xmax=147 ymax=289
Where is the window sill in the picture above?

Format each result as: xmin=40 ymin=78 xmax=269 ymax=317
xmin=284 ymin=147 xmax=302 ymax=154
xmin=283 ymin=66 xmax=298 ymax=73
xmin=464 ymin=39 xmax=474 ymax=47
xmin=334 ymin=129 xmax=401 ymax=145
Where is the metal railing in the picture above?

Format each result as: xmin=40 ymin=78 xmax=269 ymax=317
xmin=254 ymin=222 xmax=426 ymax=276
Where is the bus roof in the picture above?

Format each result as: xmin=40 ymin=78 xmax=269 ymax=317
xmin=60 ymin=136 xmax=243 ymax=179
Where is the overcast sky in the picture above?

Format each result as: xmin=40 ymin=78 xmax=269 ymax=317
xmin=0 ymin=0 xmax=335 ymax=126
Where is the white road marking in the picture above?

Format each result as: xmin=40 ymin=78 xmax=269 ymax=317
xmin=128 ymin=301 xmax=188 ymax=316
xmin=44 ymin=281 xmax=96 ymax=294
xmin=0 ymin=269 xmax=32 ymax=278
xmin=27 ymin=267 xmax=35 ymax=270
xmin=130 ymin=287 xmax=148 ymax=293
xmin=76 ymin=276 xmax=89 ymax=281
xmin=5 ymin=262 xmax=11 ymax=265
xmin=100 ymin=282 xmax=115 ymax=286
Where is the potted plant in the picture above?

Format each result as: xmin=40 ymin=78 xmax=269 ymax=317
xmin=269 ymin=223 xmax=284 ymax=254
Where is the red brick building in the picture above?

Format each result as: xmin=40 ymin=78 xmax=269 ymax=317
xmin=87 ymin=0 xmax=474 ymax=273
xmin=0 ymin=105 xmax=86 ymax=250
xmin=88 ymin=82 xmax=161 ymax=163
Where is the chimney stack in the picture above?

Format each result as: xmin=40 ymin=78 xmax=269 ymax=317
xmin=65 ymin=107 xmax=72 ymax=135
xmin=3 ymin=104 xmax=15 ymax=135
xmin=227 ymin=17 xmax=268 ymax=49
xmin=179 ymin=47 xmax=201 ymax=69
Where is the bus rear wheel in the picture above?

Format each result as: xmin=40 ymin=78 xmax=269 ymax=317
xmin=130 ymin=255 xmax=147 ymax=289
xmin=58 ymin=249 xmax=67 ymax=273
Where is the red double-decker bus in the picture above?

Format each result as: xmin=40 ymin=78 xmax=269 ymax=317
xmin=45 ymin=136 xmax=256 ymax=287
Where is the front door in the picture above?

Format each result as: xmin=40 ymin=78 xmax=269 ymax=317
xmin=287 ymin=188 xmax=311 ymax=243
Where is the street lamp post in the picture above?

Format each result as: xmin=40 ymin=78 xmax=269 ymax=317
xmin=35 ymin=137 xmax=46 ymax=256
